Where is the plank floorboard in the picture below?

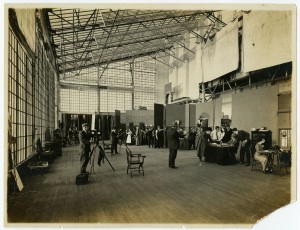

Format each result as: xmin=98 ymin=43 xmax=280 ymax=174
xmin=6 ymin=144 xmax=291 ymax=226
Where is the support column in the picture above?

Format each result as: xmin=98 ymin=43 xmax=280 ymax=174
xmin=97 ymin=66 xmax=100 ymax=113
xmin=200 ymin=44 xmax=205 ymax=103
xmin=130 ymin=60 xmax=134 ymax=110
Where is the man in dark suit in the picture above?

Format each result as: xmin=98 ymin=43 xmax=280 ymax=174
xmin=233 ymin=128 xmax=251 ymax=166
xmin=78 ymin=123 xmax=92 ymax=173
xmin=167 ymin=121 xmax=183 ymax=169
xmin=222 ymin=126 xmax=233 ymax=143
xmin=111 ymin=127 xmax=119 ymax=154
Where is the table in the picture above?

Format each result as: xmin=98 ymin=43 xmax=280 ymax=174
xmin=262 ymin=150 xmax=277 ymax=171
xmin=205 ymin=143 xmax=237 ymax=165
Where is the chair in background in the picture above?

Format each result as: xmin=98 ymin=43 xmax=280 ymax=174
xmin=276 ymin=148 xmax=291 ymax=176
xmin=36 ymin=138 xmax=55 ymax=163
xmin=251 ymin=147 xmax=262 ymax=172
xmin=102 ymin=140 xmax=112 ymax=155
xmin=126 ymin=148 xmax=146 ymax=178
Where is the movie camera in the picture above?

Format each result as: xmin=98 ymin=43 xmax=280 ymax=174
xmin=91 ymin=129 xmax=102 ymax=143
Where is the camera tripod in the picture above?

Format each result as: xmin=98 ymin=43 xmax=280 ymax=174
xmin=89 ymin=142 xmax=115 ymax=174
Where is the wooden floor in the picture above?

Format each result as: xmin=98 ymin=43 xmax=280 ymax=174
xmin=6 ymin=144 xmax=291 ymax=227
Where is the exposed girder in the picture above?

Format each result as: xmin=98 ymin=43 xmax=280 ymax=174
xmin=45 ymin=8 xmax=225 ymax=75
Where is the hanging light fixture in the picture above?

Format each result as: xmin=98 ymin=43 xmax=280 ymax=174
xmin=195 ymin=36 xmax=201 ymax=44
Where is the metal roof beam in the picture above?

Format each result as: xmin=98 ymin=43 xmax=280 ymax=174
xmin=58 ymin=49 xmax=160 ymax=74
xmin=57 ymin=57 xmax=92 ymax=65
xmin=55 ymin=33 xmax=181 ymax=58
xmin=50 ymin=11 xmax=208 ymax=35
xmin=97 ymin=10 xmax=118 ymax=65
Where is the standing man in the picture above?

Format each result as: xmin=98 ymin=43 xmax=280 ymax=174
xmin=156 ymin=126 xmax=164 ymax=148
xmin=146 ymin=125 xmax=154 ymax=148
xmin=167 ymin=121 xmax=182 ymax=169
xmin=111 ymin=127 xmax=119 ymax=154
xmin=233 ymin=128 xmax=251 ymax=166
xmin=78 ymin=123 xmax=92 ymax=173
xmin=210 ymin=126 xmax=223 ymax=142
xmin=222 ymin=126 xmax=233 ymax=143
xmin=135 ymin=126 xmax=140 ymax=146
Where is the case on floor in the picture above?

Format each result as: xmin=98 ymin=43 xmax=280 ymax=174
xmin=76 ymin=173 xmax=89 ymax=185
xmin=28 ymin=161 xmax=49 ymax=174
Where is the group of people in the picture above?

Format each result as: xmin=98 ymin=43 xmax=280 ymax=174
xmin=67 ymin=127 xmax=79 ymax=145
xmin=125 ymin=125 xmax=167 ymax=148
xmin=77 ymin=122 xmax=269 ymax=174
xmin=193 ymin=126 xmax=237 ymax=164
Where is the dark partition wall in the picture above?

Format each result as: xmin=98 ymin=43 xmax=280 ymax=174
xmin=115 ymin=110 xmax=121 ymax=129
xmin=154 ymin=103 xmax=164 ymax=128
xmin=102 ymin=115 xmax=112 ymax=140
xmin=62 ymin=113 xmax=92 ymax=133
xmin=78 ymin=115 xmax=92 ymax=130
xmin=166 ymin=104 xmax=185 ymax=127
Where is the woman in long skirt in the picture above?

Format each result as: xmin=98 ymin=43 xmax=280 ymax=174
xmin=126 ymin=128 xmax=132 ymax=145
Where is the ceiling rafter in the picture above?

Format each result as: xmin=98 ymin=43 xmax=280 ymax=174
xmin=46 ymin=9 xmax=220 ymax=75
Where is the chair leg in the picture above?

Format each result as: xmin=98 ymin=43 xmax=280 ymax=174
xmin=251 ymin=159 xmax=256 ymax=171
xmin=279 ymin=167 xmax=282 ymax=176
xmin=139 ymin=165 xmax=144 ymax=176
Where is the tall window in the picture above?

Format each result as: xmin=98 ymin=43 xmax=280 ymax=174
xmin=279 ymin=129 xmax=291 ymax=148
xmin=8 ymin=27 xmax=34 ymax=164
xmin=59 ymin=57 xmax=157 ymax=113
xmin=8 ymin=26 xmax=56 ymax=166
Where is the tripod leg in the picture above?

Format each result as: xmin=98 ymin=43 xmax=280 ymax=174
xmin=103 ymin=154 xmax=115 ymax=171
xmin=88 ymin=145 xmax=97 ymax=174
xmin=98 ymin=145 xmax=115 ymax=172
xmin=90 ymin=150 xmax=96 ymax=174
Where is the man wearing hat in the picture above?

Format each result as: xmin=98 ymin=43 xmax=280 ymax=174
xmin=167 ymin=121 xmax=183 ymax=168
xmin=78 ymin=123 xmax=92 ymax=173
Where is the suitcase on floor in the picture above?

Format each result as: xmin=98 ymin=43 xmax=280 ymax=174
xmin=28 ymin=161 xmax=49 ymax=174
xmin=76 ymin=173 xmax=89 ymax=185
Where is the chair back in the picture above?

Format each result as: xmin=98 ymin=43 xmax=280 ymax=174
xmin=126 ymin=149 xmax=132 ymax=163
xmin=36 ymin=138 xmax=43 ymax=154
xmin=278 ymin=151 xmax=291 ymax=167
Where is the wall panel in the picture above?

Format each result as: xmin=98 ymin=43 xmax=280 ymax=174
xmin=231 ymin=85 xmax=278 ymax=142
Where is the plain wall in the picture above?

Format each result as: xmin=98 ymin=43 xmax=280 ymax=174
xmin=156 ymin=56 xmax=170 ymax=104
xmin=125 ymin=110 xmax=154 ymax=126
xmin=189 ymin=104 xmax=196 ymax=127
xmin=166 ymin=104 xmax=186 ymax=128
xmin=231 ymin=84 xmax=278 ymax=143
xmin=195 ymin=98 xmax=223 ymax=128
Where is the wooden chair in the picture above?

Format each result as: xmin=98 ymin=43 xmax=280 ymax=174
xmin=102 ymin=140 xmax=112 ymax=155
xmin=276 ymin=150 xmax=291 ymax=176
xmin=251 ymin=148 xmax=262 ymax=172
xmin=126 ymin=148 xmax=146 ymax=178
xmin=36 ymin=138 xmax=55 ymax=163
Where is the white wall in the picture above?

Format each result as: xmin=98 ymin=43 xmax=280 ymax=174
xmin=156 ymin=55 xmax=170 ymax=104
xmin=168 ymin=40 xmax=202 ymax=100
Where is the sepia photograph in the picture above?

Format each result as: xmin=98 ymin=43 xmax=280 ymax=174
xmin=2 ymin=1 xmax=298 ymax=229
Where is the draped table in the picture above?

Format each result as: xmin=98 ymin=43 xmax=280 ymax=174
xmin=205 ymin=143 xmax=237 ymax=165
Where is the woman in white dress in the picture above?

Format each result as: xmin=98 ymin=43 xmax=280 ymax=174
xmin=254 ymin=138 xmax=268 ymax=172
xmin=126 ymin=128 xmax=132 ymax=145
